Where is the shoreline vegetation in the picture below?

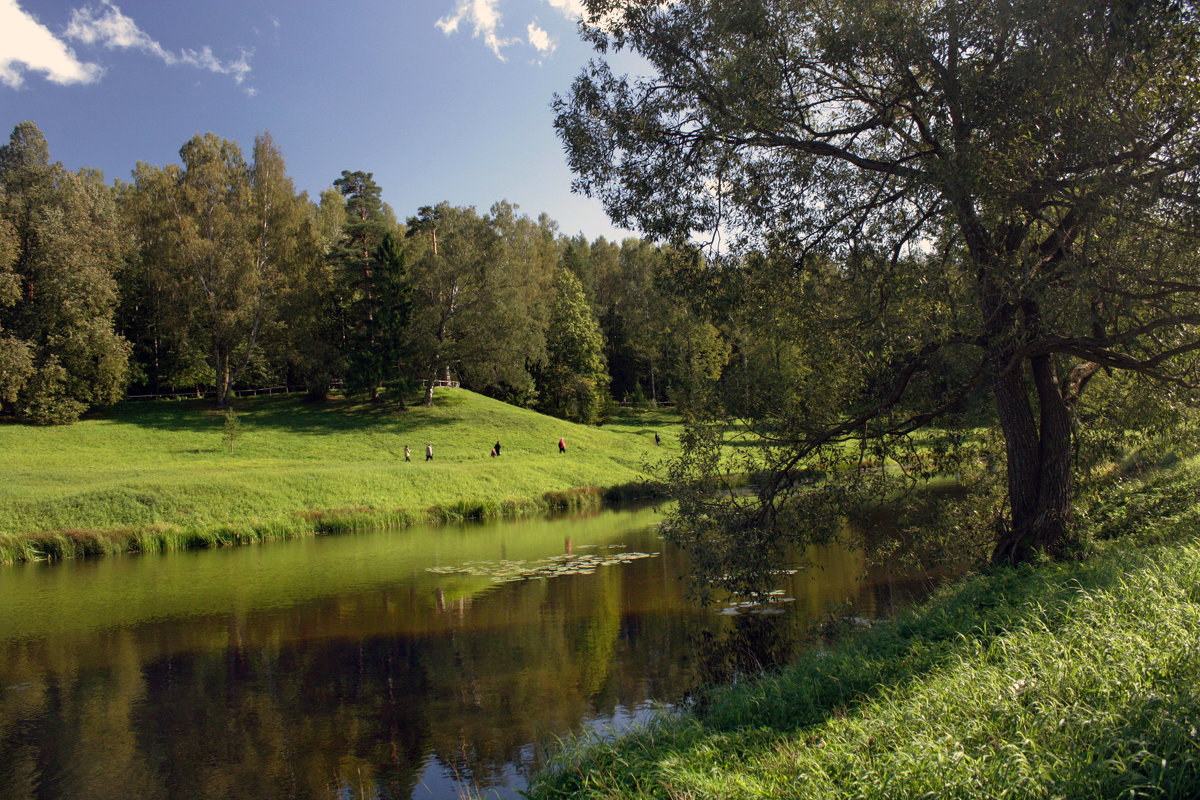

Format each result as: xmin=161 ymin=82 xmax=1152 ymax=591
xmin=0 ymin=388 xmax=676 ymax=566
xmin=526 ymin=456 xmax=1200 ymax=799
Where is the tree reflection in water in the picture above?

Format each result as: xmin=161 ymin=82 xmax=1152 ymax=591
xmin=0 ymin=506 xmax=936 ymax=799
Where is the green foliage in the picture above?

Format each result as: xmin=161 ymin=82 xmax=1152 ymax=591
xmin=282 ymin=186 xmax=347 ymax=399
xmin=331 ymin=170 xmax=392 ymax=399
xmin=1077 ymin=455 xmax=1200 ymax=549
xmin=344 ymin=231 xmax=414 ymax=401
xmin=126 ymin=132 xmax=316 ymax=407
xmin=0 ymin=122 xmax=131 ymax=424
xmin=1073 ymin=370 xmax=1200 ymax=479
xmin=541 ymin=267 xmax=610 ymax=423
xmin=406 ymin=202 xmax=555 ymax=405
xmin=559 ymin=233 xmax=596 ymax=302
xmin=594 ymin=238 xmax=663 ymax=404
xmin=221 ymin=406 xmax=240 ymax=453
xmin=456 ymin=201 xmax=559 ymax=402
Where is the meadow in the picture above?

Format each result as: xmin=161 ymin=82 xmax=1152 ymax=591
xmin=0 ymin=388 xmax=680 ymax=564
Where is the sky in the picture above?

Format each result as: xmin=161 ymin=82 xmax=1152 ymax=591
xmin=0 ymin=0 xmax=640 ymax=241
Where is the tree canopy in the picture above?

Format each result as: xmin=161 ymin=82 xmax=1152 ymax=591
xmin=542 ymin=267 xmax=611 ymax=423
xmin=128 ymin=133 xmax=315 ymax=407
xmin=0 ymin=122 xmax=130 ymax=423
xmin=556 ymin=0 xmax=1200 ymax=572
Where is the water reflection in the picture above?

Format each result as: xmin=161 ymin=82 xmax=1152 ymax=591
xmin=0 ymin=505 xmax=931 ymax=799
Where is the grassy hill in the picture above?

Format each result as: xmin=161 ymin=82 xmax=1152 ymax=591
xmin=0 ymin=388 xmax=679 ymax=563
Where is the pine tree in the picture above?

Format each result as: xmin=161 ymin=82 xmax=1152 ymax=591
xmin=331 ymin=170 xmax=392 ymax=400
xmin=345 ymin=232 xmax=413 ymax=404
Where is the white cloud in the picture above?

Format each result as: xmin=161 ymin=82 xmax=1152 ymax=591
xmin=543 ymin=0 xmax=584 ymax=19
xmin=65 ymin=0 xmax=253 ymax=85
xmin=436 ymin=0 xmax=515 ymax=61
xmin=527 ymin=21 xmax=555 ymax=57
xmin=437 ymin=0 xmax=580 ymax=61
xmin=66 ymin=1 xmax=163 ymax=53
xmin=0 ymin=0 xmax=102 ymax=88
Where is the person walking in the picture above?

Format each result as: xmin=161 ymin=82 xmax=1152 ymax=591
xmin=494 ymin=440 xmax=502 ymax=456
xmin=558 ymin=437 xmax=566 ymax=454
xmin=405 ymin=444 xmax=411 ymax=462
xmin=425 ymin=443 xmax=433 ymax=461
xmin=654 ymin=431 xmax=661 ymax=446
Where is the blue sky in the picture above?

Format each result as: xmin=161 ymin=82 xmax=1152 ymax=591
xmin=0 ymin=0 xmax=636 ymax=240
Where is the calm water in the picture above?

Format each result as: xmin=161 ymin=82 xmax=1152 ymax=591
xmin=0 ymin=505 xmax=931 ymax=800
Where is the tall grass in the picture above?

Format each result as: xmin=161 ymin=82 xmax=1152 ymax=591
xmin=528 ymin=462 xmax=1200 ymax=799
xmin=0 ymin=389 xmax=679 ymax=564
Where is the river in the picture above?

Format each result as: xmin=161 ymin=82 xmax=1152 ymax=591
xmin=0 ymin=504 xmax=932 ymax=799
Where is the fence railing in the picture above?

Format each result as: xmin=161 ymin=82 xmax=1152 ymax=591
xmin=125 ymin=385 xmax=307 ymax=401
xmin=616 ymin=400 xmax=675 ymax=408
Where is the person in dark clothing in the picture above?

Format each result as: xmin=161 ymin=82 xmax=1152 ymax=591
xmin=654 ymin=432 xmax=661 ymax=446
xmin=494 ymin=440 xmax=502 ymax=456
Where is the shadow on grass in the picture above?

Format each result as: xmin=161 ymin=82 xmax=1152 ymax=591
xmin=102 ymin=392 xmax=462 ymax=436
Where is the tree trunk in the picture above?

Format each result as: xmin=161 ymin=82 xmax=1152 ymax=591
xmin=649 ymin=358 xmax=657 ymax=405
xmin=425 ymin=313 xmax=451 ymax=406
xmin=215 ymin=345 xmax=232 ymax=408
xmin=424 ymin=366 xmax=437 ymax=405
xmin=990 ymin=352 xmax=1074 ymax=564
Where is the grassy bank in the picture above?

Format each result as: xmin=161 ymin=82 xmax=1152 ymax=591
xmin=0 ymin=388 xmax=681 ymax=564
xmin=528 ymin=460 xmax=1200 ymax=799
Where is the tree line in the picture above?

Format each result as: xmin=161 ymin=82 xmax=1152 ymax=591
xmin=0 ymin=121 xmax=724 ymax=424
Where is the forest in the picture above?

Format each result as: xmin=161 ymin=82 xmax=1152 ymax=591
xmin=0 ymin=121 xmax=725 ymax=426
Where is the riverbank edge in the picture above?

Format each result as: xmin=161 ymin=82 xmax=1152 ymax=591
xmin=0 ymin=479 xmax=668 ymax=566
xmin=527 ymin=461 xmax=1200 ymax=799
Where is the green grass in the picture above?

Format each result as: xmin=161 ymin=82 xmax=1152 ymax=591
xmin=0 ymin=388 xmax=682 ymax=564
xmin=528 ymin=460 xmax=1200 ymax=800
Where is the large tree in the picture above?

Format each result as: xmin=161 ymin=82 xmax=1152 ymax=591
xmin=556 ymin=0 xmax=1200 ymax=569
xmin=594 ymin=238 xmax=670 ymax=404
xmin=406 ymin=202 xmax=553 ymax=406
xmin=129 ymin=133 xmax=313 ymax=406
xmin=0 ymin=122 xmax=130 ymax=423
xmin=277 ymin=186 xmax=346 ymax=400
xmin=331 ymin=170 xmax=406 ymax=401
xmin=344 ymin=231 xmax=413 ymax=403
xmin=541 ymin=267 xmax=611 ymax=423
